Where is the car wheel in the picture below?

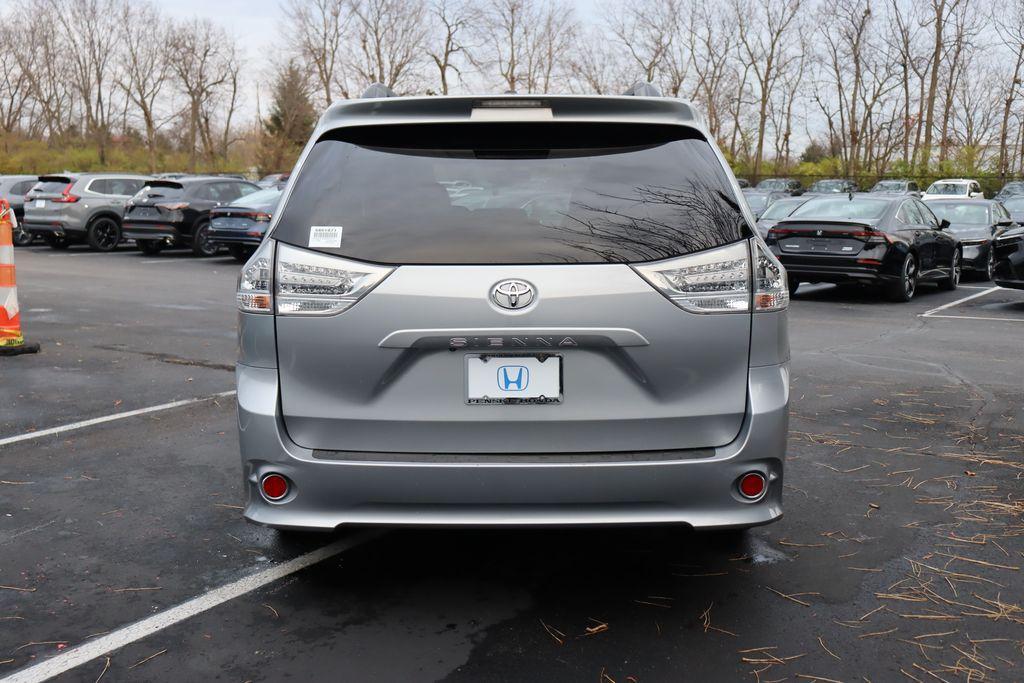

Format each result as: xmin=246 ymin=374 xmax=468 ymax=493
xmin=887 ymin=253 xmax=918 ymax=302
xmin=44 ymin=234 xmax=70 ymax=250
xmin=191 ymin=221 xmax=218 ymax=257
xmin=12 ymin=225 xmax=32 ymax=246
xmin=136 ymin=239 xmax=164 ymax=256
xmin=983 ymin=248 xmax=995 ymax=281
xmin=86 ymin=216 xmax=121 ymax=252
xmin=227 ymin=244 xmax=252 ymax=263
xmin=787 ymin=276 xmax=800 ymax=295
xmin=938 ymin=249 xmax=961 ymax=291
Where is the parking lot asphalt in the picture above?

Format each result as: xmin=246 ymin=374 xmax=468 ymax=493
xmin=2 ymin=244 xmax=1023 ymax=682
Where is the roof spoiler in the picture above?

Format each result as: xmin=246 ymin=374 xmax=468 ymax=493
xmin=361 ymin=83 xmax=398 ymax=99
xmin=622 ymin=82 xmax=662 ymax=97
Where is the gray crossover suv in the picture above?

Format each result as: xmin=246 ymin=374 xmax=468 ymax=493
xmin=24 ymin=173 xmax=151 ymax=250
xmin=235 ymin=89 xmax=791 ymax=531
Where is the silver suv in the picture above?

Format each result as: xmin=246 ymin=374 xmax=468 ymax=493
xmin=24 ymin=173 xmax=151 ymax=251
xmin=235 ymin=90 xmax=791 ymax=532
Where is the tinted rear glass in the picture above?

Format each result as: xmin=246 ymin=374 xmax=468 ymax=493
xmin=929 ymin=203 xmax=989 ymax=224
xmin=235 ymin=188 xmax=282 ymax=210
xmin=792 ymin=197 xmax=890 ymax=220
xmin=132 ymin=182 xmax=184 ymax=201
xmin=272 ymin=123 xmax=747 ymax=264
xmin=33 ymin=180 xmax=72 ymax=194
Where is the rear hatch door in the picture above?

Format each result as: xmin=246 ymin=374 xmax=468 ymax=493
xmin=125 ymin=181 xmax=185 ymax=224
xmin=271 ymin=121 xmax=754 ymax=454
xmin=771 ymin=220 xmax=876 ymax=256
xmin=24 ymin=175 xmax=75 ymax=224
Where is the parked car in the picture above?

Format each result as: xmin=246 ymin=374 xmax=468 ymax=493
xmin=234 ymin=89 xmax=790 ymax=533
xmin=923 ymin=178 xmax=984 ymax=201
xmin=208 ymin=188 xmax=282 ymax=261
xmin=154 ymin=172 xmax=190 ymax=180
xmin=755 ymin=196 xmax=809 ymax=238
xmin=756 ymin=177 xmax=804 ymax=195
xmin=869 ymin=179 xmax=921 ymax=196
xmin=993 ymin=223 xmax=1024 ymax=290
xmin=1001 ymin=196 xmax=1024 ymax=223
xmin=924 ymin=200 xmax=1014 ymax=280
xmin=742 ymin=188 xmax=788 ymax=218
xmin=767 ymin=194 xmax=960 ymax=301
xmin=994 ymin=181 xmax=1024 ymax=200
xmin=23 ymin=173 xmax=151 ymax=251
xmin=122 ymin=176 xmax=262 ymax=256
xmin=0 ymin=175 xmax=40 ymax=246
xmin=257 ymin=173 xmax=290 ymax=189
xmin=807 ymin=178 xmax=859 ymax=194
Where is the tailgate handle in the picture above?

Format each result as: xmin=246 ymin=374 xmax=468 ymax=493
xmin=379 ymin=327 xmax=650 ymax=349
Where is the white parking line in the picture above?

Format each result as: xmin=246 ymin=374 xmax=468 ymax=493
xmin=0 ymin=531 xmax=383 ymax=683
xmin=0 ymin=391 xmax=236 ymax=448
xmin=919 ymin=287 xmax=1000 ymax=317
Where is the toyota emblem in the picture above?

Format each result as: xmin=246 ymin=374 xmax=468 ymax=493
xmin=491 ymin=280 xmax=535 ymax=310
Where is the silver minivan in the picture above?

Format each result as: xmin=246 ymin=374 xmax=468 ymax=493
xmin=235 ymin=90 xmax=790 ymax=532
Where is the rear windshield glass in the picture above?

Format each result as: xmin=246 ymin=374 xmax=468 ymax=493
xmin=32 ymin=180 xmax=72 ymax=194
xmin=271 ymin=123 xmax=747 ymax=264
xmin=792 ymin=197 xmax=889 ymax=220
xmin=1002 ymin=197 xmax=1024 ymax=210
xmin=927 ymin=183 xmax=968 ymax=195
xmin=760 ymin=200 xmax=802 ymax=220
xmin=872 ymin=181 xmax=904 ymax=192
xmin=928 ymin=203 xmax=989 ymax=224
xmin=235 ymin=188 xmax=282 ymax=210
xmin=132 ymin=182 xmax=184 ymax=201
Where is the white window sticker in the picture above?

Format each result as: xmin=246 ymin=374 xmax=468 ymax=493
xmin=308 ymin=225 xmax=343 ymax=248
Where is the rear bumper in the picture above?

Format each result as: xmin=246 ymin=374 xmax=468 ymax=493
xmin=780 ymin=259 xmax=897 ymax=284
xmin=25 ymin=221 xmax=84 ymax=237
xmin=122 ymin=222 xmax=185 ymax=243
xmin=961 ymin=244 xmax=990 ymax=272
xmin=209 ymin=229 xmax=263 ymax=246
xmin=236 ymin=362 xmax=789 ymax=530
xmin=993 ymin=239 xmax=1024 ymax=288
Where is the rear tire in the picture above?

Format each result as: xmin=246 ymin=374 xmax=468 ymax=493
xmin=136 ymin=239 xmax=164 ymax=255
xmin=86 ymin=216 xmax=121 ymax=252
xmin=191 ymin=221 xmax=218 ymax=257
xmin=938 ymin=249 xmax=961 ymax=291
xmin=44 ymin=234 xmax=70 ymax=250
xmin=886 ymin=253 xmax=918 ymax=302
xmin=12 ymin=226 xmax=32 ymax=246
xmin=982 ymin=248 xmax=995 ymax=281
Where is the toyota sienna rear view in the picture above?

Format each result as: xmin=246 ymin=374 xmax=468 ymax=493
xmin=235 ymin=90 xmax=790 ymax=531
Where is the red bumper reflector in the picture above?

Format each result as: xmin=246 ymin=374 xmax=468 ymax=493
xmin=738 ymin=472 xmax=766 ymax=499
xmin=261 ymin=474 xmax=289 ymax=500
xmin=856 ymin=259 xmax=882 ymax=265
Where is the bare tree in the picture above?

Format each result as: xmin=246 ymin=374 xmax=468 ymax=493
xmin=168 ymin=18 xmax=240 ymax=170
xmin=993 ymin=0 xmax=1024 ymax=178
xmin=0 ymin=24 xmax=34 ymax=145
xmin=349 ymin=0 xmax=428 ymax=93
xmin=117 ymin=0 xmax=172 ymax=172
xmin=284 ymin=0 xmax=350 ymax=106
xmin=426 ymin=0 xmax=477 ymax=94
xmin=44 ymin=0 xmax=123 ymax=164
xmin=602 ymin=0 xmax=680 ymax=83
xmin=919 ymin=0 xmax=963 ymax=171
xmin=733 ymin=0 xmax=803 ymax=181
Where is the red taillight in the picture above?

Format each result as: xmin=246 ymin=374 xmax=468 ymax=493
xmin=857 ymin=258 xmax=883 ymax=265
xmin=261 ymin=474 xmax=289 ymax=501
xmin=738 ymin=472 xmax=766 ymax=499
xmin=52 ymin=183 xmax=80 ymax=203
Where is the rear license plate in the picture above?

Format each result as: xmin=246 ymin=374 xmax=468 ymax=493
xmin=34 ymin=199 xmax=45 ymax=208
xmin=466 ymin=355 xmax=561 ymax=404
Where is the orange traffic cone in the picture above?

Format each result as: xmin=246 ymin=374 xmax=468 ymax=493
xmin=0 ymin=198 xmax=39 ymax=356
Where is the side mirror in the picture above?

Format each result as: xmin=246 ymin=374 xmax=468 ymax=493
xmin=939 ymin=219 xmax=951 ymax=231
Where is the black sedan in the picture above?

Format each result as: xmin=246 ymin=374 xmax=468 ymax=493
xmin=767 ymin=194 xmax=961 ymax=302
xmin=994 ymin=181 xmax=1024 ymax=201
xmin=993 ymin=224 xmax=1024 ymax=290
xmin=924 ymin=200 xmax=1016 ymax=280
xmin=122 ymin=176 xmax=261 ymax=256
xmin=208 ymin=188 xmax=282 ymax=262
